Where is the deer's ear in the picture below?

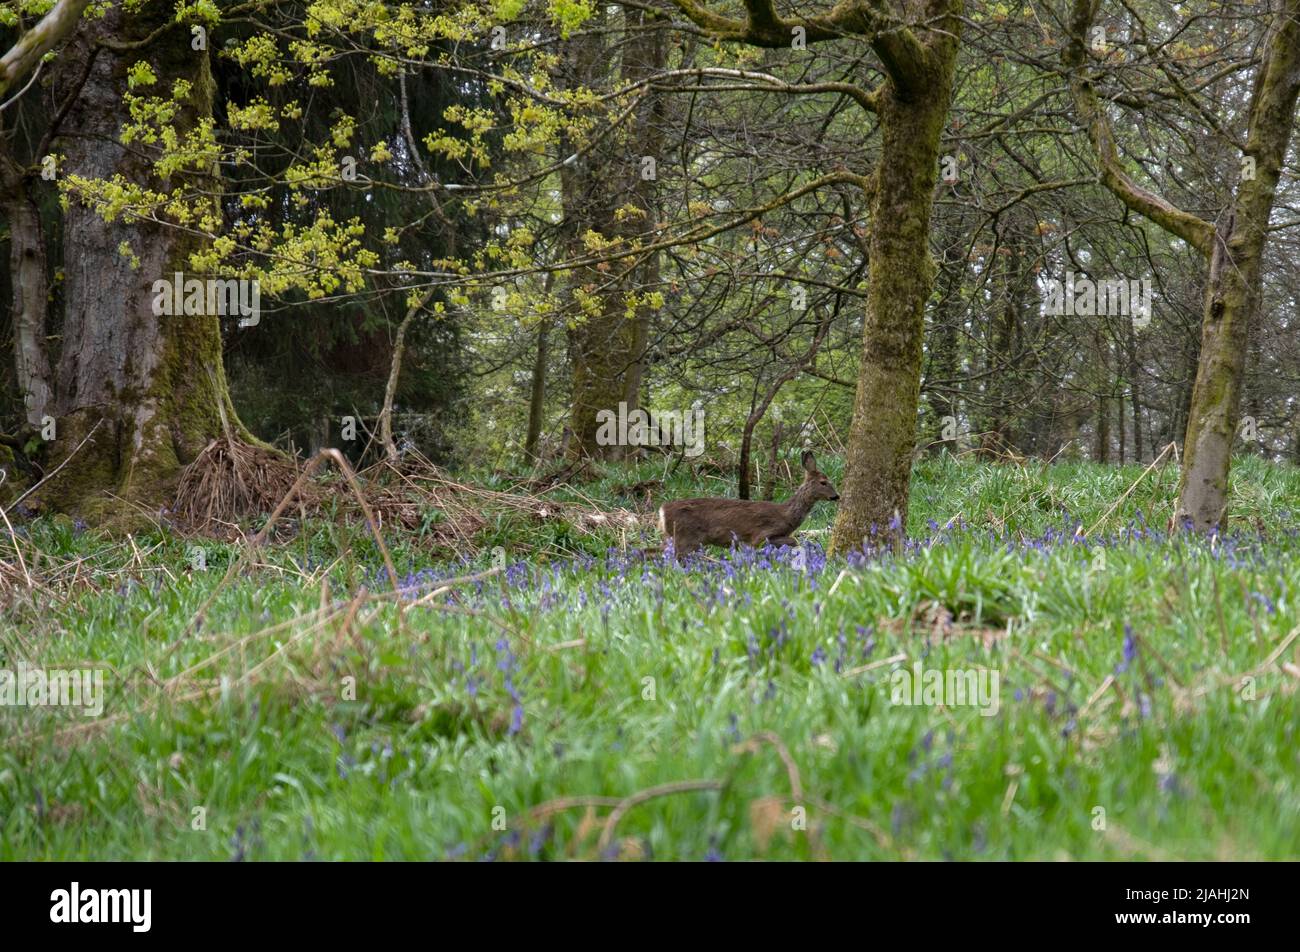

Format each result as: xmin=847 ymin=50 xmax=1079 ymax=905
xmin=801 ymin=450 xmax=815 ymax=472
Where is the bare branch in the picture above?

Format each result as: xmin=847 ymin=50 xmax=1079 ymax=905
xmin=1062 ymin=0 xmax=1214 ymax=255
xmin=668 ymin=0 xmax=932 ymax=97
xmin=0 ymin=0 xmax=90 ymax=98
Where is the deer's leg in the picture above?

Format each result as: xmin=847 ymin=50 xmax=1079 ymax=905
xmin=669 ymin=533 xmax=699 ymax=561
xmin=767 ymin=535 xmax=798 ymax=548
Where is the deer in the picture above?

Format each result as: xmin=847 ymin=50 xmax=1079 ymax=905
xmin=657 ymin=450 xmax=840 ymax=556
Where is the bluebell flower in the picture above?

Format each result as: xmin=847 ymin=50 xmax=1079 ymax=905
xmin=1116 ymin=624 xmax=1137 ymax=674
xmin=529 ymin=824 xmax=553 ymax=857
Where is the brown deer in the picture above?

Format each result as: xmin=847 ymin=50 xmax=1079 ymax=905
xmin=658 ymin=451 xmax=840 ymax=556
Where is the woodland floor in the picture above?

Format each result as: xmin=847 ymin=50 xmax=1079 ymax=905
xmin=2 ymin=455 xmax=1299 ymax=860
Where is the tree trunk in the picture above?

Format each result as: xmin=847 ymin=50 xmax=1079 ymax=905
xmin=41 ymin=7 xmax=252 ymax=520
xmin=738 ymin=373 xmax=791 ymax=500
xmin=1126 ymin=319 xmax=1144 ymax=462
xmin=1095 ymin=393 xmax=1109 ymax=463
xmin=524 ymin=312 xmax=552 ymax=464
xmin=1 ymin=162 xmax=53 ymax=428
xmin=1116 ymin=387 xmax=1126 ymax=464
xmin=0 ymin=0 xmax=82 ymax=432
xmin=927 ymin=296 xmax=960 ymax=453
xmin=737 ymin=395 xmax=758 ymax=501
xmin=1175 ymin=0 xmax=1300 ymax=528
xmin=830 ymin=35 xmax=961 ymax=552
xmin=764 ymin=420 xmax=783 ymax=501
xmin=1066 ymin=0 xmax=1300 ymax=529
xmin=1241 ymin=297 xmax=1264 ymax=456
xmin=380 ymin=289 xmax=436 ymax=462
xmin=926 ymin=211 xmax=963 ymax=453
xmin=1171 ymin=330 xmax=1198 ymax=450
xmin=565 ymin=299 xmax=640 ymax=461
xmin=563 ymin=9 xmax=665 ymax=462
xmin=1175 ymin=221 xmax=1259 ymax=528
xmin=978 ymin=228 xmax=1025 ymax=458
xmin=622 ymin=250 xmax=656 ymax=411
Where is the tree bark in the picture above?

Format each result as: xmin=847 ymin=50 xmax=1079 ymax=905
xmin=1175 ymin=0 xmax=1300 ymax=528
xmin=1116 ymin=386 xmax=1125 ymax=464
xmin=925 ymin=207 xmax=964 ymax=453
xmin=524 ymin=310 xmax=552 ymax=464
xmin=379 ymin=289 xmax=436 ymax=462
xmin=1126 ymin=319 xmax=1144 ymax=461
xmin=41 ymin=7 xmax=252 ymax=519
xmin=764 ymin=419 xmax=783 ymax=501
xmin=0 ymin=0 xmax=91 ymax=98
xmin=0 ymin=0 xmax=88 ymax=430
xmin=563 ymin=8 xmax=665 ymax=462
xmin=1 ymin=160 xmax=53 ymax=428
xmin=978 ymin=227 xmax=1026 ymax=458
xmin=663 ymin=1 xmax=963 ymax=546
xmin=830 ymin=26 xmax=962 ymax=551
xmin=1095 ymin=396 xmax=1109 ymax=463
xmin=1066 ymin=0 xmax=1300 ymax=530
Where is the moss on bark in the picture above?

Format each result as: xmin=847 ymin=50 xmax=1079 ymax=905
xmin=1174 ymin=0 xmax=1300 ymax=530
xmin=33 ymin=5 xmax=266 ymax=527
xmin=829 ymin=15 xmax=963 ymax=554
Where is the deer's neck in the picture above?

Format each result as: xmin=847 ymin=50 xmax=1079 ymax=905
xmin=781 ymin=483 xmax=816 ymax=529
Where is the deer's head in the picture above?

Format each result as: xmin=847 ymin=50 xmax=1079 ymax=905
xmin=801 ymin=450 xmax=840 ymax=502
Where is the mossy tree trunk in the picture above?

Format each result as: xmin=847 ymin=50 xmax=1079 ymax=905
xmin=1066 ymin=0 xmax=1300 ymax=531
xmin=561 ymin=8 xmax=665 ymax=463
xmin=829 ymin=28 xmax=962 ymax=552
xmin=668 ymin=0 xmax=964 ymax=547
xmin=523 ymin=272 xmax=554 ymax=465
xmin=1176 ymin=221 xmax=1267 ymax=528
xmin=0 ymin=157 xmax=53 ymax=428
xmin=1175 ymin=3 xmax=1300 ymax=527
xmin=559 ymin=14 xmax=624 ymax=463
xmin=42 ymin=7 xmax=251 ymax=520
xmin=0 ymin=0 xmax=90 ymax=431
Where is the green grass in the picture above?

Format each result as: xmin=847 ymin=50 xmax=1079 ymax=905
xmin=2 ymin=455 xmax=1299 ymax=860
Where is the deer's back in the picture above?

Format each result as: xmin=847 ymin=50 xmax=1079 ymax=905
xmin=659 ymin=497 xmax=793 ymax=547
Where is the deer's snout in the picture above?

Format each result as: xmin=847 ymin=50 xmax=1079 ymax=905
xmin=829 ymin=493 xmax=840 ymax=501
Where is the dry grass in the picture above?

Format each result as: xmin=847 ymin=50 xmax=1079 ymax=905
xmin=0 ymin=444 xmax=645 ymax=615
xmin=377 ymin=456 xmax=641 ymax=540
xmin=173 ymin=438 xmax=300 ymax=529
xmin=171 ymin=439 xmax=641 ymax=552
